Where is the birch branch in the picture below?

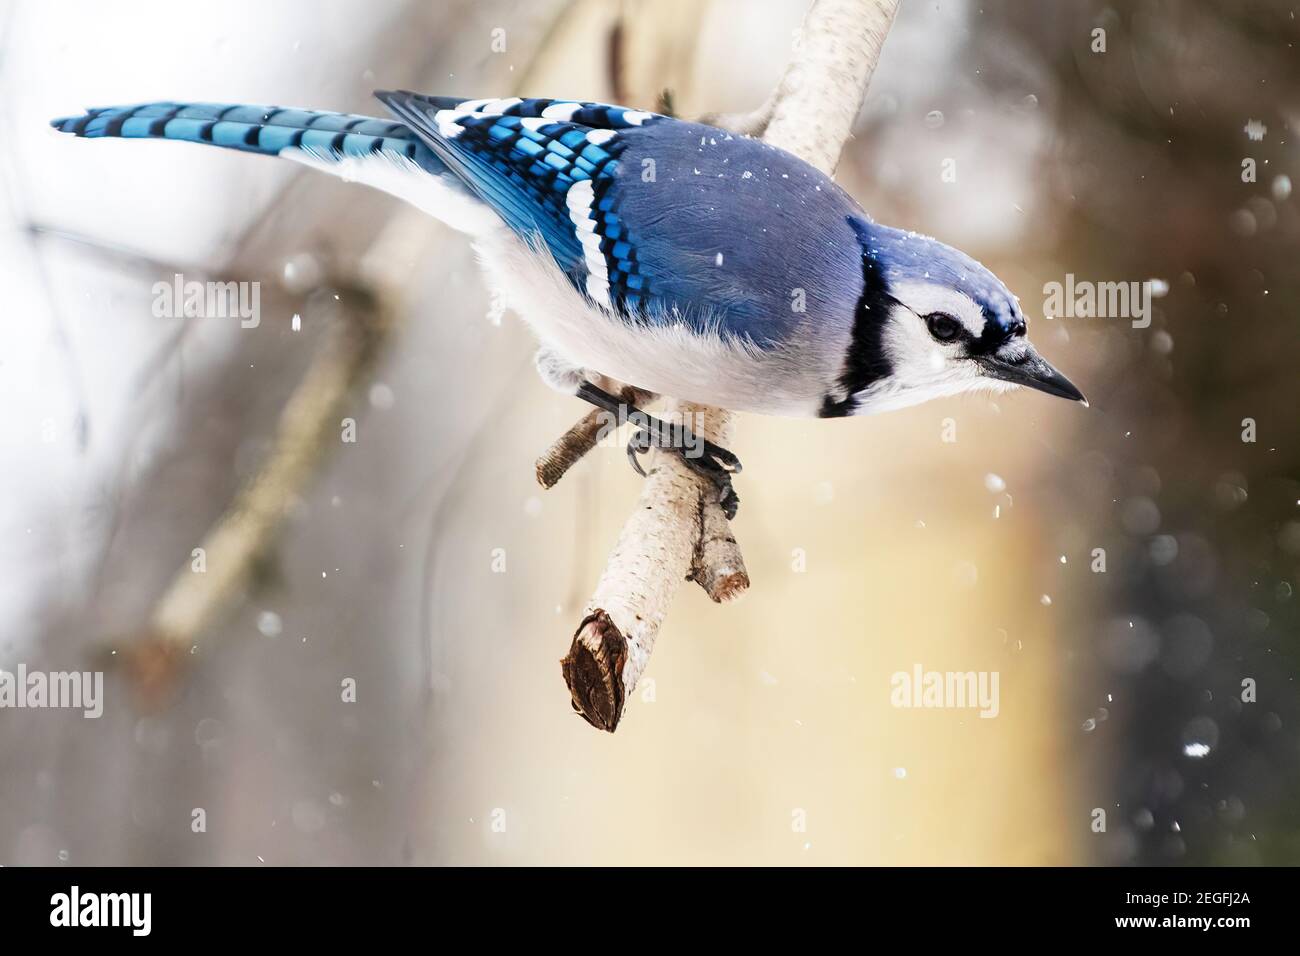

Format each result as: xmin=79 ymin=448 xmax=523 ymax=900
xmin=560 ymin=0 xmax=899 ymax=732
xmin=561 ymin=400 xmax=736 ymax=729
xmin=535 ymin=378 xmax=651 ymax=489
xmin=760 ymin=0 xmax=898 ymax=176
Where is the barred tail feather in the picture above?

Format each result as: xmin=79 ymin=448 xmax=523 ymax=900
xmin=51 ymin=102 xmax=435 ymax=164
xmin=50 ymin=101 xmax=500 ymax=235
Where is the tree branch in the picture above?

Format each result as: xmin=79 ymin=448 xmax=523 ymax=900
xmin=559 ymin=0 xmax=900 ymax=731
xmin=762 ymin=0 xmax=898 ymax=176
xmin=535 ymin=378 xmax=652 ymax=489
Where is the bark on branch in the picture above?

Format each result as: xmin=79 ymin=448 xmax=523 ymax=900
xmin=559 ymin=0 xmax=900 ymax=731
xmin=535 ymin=378 xmax=652 ymax=490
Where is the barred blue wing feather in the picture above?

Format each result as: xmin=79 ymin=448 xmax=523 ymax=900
xmin=373 ymin=91 xmax=662 ymax=314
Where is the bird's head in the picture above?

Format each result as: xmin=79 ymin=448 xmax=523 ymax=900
xmin=835 ymin=218 xmax=1085 ymax=415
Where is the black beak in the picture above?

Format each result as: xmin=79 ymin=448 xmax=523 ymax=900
xmin=977 ymin=346 xmax=1088 ymax=406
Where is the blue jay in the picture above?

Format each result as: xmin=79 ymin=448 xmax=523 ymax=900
xmin=52 ymin=93 xmax=1085 ymax=517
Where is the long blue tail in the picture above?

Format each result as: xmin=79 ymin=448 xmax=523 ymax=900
xmin=50 ymin=101 xmax=444 ymax=173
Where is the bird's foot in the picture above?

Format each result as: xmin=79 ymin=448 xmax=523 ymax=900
xmin=576 ymin=381 xmax=742 ymax=519
xmin=625 ymin=427 xmax=741 ymax=520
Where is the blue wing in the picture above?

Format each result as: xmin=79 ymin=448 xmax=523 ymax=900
xmin=373 ymin=91 xmax=665 ymax=313
xmin=373 ymin=92 xmax=867 ymax=349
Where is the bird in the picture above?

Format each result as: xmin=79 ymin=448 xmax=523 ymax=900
xmin=51 ymin=93 xmax=1086 ymax=518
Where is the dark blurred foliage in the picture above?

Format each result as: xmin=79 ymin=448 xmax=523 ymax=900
xmin=983 ymin=0 xmax=1300 ymax=863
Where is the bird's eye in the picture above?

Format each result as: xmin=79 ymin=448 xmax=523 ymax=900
xmin=925 ymin=313 xmax=962 ymax=342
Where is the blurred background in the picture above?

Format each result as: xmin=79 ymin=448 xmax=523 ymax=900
xmin=1 ymin=0 xmax=1297 ymax=865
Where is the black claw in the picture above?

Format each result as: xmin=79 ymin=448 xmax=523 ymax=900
xmin=625 ymin=431 xmax=651 ymax=477
xmin=575 ymin=380 xmax=743 ymax=519
xmin=699 ymin=438 xmax=742 ymax=475
xmin=677 ymin=449 xmax=740 ymax=519
xmin=719 ymin=485 xmax=739 ymax=520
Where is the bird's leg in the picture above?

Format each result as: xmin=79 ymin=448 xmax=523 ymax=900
xmin=575 ymin=381 xmax=742 ymax=519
